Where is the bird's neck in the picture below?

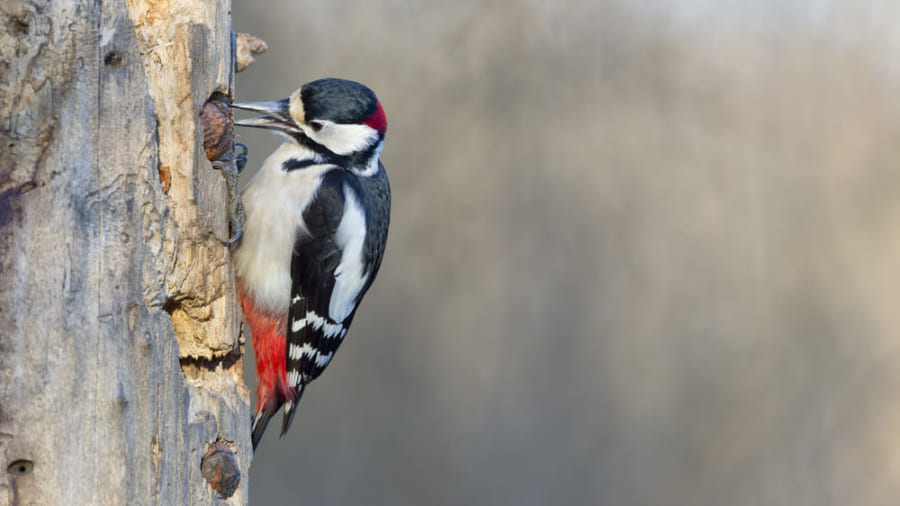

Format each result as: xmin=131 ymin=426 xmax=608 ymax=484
xmin=348 ymin=142 xmax=383 ymax=177
xmin=276 ymin=136 xmax=383 ymax=177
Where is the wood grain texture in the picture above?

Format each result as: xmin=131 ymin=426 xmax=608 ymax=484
xmin=0 ymin=0 xmax=250 ymax=503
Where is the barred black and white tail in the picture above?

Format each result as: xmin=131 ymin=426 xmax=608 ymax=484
xmin=252 ymin=405 xmax=276 ymax=450
xmin=280 ymin=384 xmax=306 ymax=437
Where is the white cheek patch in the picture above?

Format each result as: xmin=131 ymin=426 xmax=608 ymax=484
xmin=314 ymin=123 xmax=379 ymax=156
xmin=329 ymin=187 xmax=370 ymax=323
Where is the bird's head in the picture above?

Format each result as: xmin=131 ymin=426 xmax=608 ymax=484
xmin=233 ymin=78 xmax=387 ymax=160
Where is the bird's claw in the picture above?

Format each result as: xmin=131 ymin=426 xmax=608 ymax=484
xmin=212 ymin=154 xmax=246 ymax=245
xmin=222 ymin=223 xmax=243 ymax=245
xmin=235 ymin=142 xmax=248 ymax=173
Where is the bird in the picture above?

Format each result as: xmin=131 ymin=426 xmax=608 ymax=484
xmin=231 ymin=78 xmax=390 ymax=450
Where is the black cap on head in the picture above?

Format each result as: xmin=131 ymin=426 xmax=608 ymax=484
xmin=301 ymin=78 xmax=380 ymax=126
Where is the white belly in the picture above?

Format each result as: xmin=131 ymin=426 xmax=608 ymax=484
xmin=233 ymin=141 xmax=334 ymax=315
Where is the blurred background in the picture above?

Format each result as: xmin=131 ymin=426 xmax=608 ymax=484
xmin=232 ymin=1 xmax=900 ymax=504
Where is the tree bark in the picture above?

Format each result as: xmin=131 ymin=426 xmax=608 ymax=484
xmin=0 ymin=0 xmax=251 ymax=503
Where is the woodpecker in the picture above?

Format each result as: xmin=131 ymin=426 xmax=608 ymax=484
xmin=231 ymin=78 xmax=390 ymax=449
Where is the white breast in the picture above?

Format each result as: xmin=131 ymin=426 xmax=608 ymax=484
xmin=234 ymin=141 xmax=334 ymax=315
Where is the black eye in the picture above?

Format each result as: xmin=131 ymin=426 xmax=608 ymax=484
xmin=309 ymin=121 xmax=323 ymax=132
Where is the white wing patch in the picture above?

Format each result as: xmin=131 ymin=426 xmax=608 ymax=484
xmin=329 ymin=186 xmax=370 ymax=323
xmin=286 ymin=368 xmax=308 ymax=387
xmin=299 ymin=343 xmax=318 ymax=359
xmin=315 ymin=352 xmax=334 ymax=368
xmin=305 ymin=311 xmax=346 ymax=338
xmin=288 ymin=343 xmax=303 ymax=360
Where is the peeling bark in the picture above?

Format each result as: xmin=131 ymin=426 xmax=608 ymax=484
xmin=0 ymin=0 xmax=251 ymax=503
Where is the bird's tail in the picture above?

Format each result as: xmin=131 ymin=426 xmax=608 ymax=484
xmin=252 ymin=404 xmax=277 ymax=450
xmin=280 ymin=384 xmax=306 ymax=438
xmin=252 ymin=385 xmax=305 ymax=450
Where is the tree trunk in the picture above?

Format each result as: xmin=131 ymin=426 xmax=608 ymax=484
xmin=0 ymin=0 xmax=251 ymax=503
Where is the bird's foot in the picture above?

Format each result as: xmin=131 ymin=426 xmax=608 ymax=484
xmin=211 ymin=146 xmax=246 ymax=245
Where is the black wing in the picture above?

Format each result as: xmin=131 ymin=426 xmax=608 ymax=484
xmin=280 ymin=170 xmax=356 ymax=435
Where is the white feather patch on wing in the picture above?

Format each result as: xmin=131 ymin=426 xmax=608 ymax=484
xmin=315 ymin=352 xmax=333 ymax=368
xmin=329 ymin=187 xmax=370 ymax=323
xmin=299 ymin=343 xmax=318 ymax=358
xmin=306 ymin=311 xmax=346 ymax=338
xmin=291 ymin=317 xmax=307 ymax=332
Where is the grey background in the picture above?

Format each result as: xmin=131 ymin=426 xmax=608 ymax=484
xmin=232 ymin=1 xmax=900 ymax=505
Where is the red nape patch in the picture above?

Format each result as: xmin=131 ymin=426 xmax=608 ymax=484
xmin=363 ymin=101 xmax=388 ymax=133
xmin=237 ymin=281 xmax=295 ymax=414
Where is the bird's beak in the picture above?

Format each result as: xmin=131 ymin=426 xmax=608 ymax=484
xmin=232 ymin=99 xmax=299 ymax=133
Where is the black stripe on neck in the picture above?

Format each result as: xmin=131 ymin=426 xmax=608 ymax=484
xmin=288 ymin=131 xmax=383 ymax=170
xmin=282 ymin=158 xmax=320 ymax=172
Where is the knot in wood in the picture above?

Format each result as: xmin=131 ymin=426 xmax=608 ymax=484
xmin=7 ymin=459 xmax=34 ymax=476
xmin=104 ymin=50 xmax=124 ymax=69
xmin=201 ymin=441 xmax=240 ymax=498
